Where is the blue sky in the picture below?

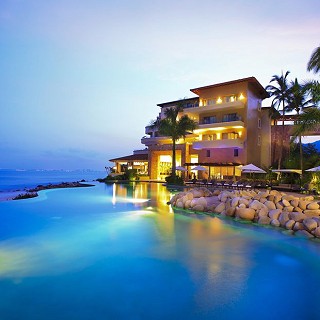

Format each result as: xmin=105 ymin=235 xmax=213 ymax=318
xmin=0 ymin=0 xmax=319 ymax=170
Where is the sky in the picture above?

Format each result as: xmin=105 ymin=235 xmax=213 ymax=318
xmin=0 ymin=0 xmax=319 ymax=170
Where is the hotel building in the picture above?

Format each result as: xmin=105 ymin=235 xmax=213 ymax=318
xmin=111 ymin=77 xmax=271 ymax=181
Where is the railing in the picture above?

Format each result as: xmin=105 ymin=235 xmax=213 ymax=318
xmin=199 ymin=115 xmax=242 ymax=125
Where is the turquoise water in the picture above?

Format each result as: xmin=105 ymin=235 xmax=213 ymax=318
xmin=0 ymin=182 xmax=320 ymax=319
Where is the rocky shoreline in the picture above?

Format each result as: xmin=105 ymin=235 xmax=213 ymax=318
xmin=11 ymin=181 xmax=94 ymax=200
xmin=169 ymin=187 xmax=320 ymax=240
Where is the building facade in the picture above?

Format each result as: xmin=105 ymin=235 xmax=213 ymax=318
xmin=111 ymin=77 xmax=271 ymax=181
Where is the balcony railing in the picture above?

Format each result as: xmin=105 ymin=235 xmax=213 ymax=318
xmin=193 ymin=138 xmax=244 ymax=150
xmin=199 ymin=115 xmax=242 ymax=125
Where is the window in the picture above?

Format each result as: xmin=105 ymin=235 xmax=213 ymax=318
xmin=258 ymin=135 xmax=261 ymax=146
xmin=203 ymin=116 xmax=217 ymax=124
xmin=258 ymin=118 xmax=261 ymax=129
xmin=222 ymin=113 xmax=238 ymax=122
xmin=257 ymin=100 xmax=262 ymax=111
xmin=203 ymin=134 xmax=217 ymax=140
xmin=234 ymin=149 xmax=239 ymax=157
xmin=206 ymin=150 xmax=210 ymax=157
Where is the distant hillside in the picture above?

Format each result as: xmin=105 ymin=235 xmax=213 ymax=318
xmin=303 ymin=140 xmax=320 ymax=152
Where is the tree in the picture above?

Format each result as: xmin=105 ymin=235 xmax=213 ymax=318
xmin=154 ymin=102 xmax=197 ymax=180
xmin=307 ymin=45 xmax=320 ymax=74
xmin=287 ymin=78 xmax=314 ymax=174
xmin=266 ymin=71 xmax=291 ymax=169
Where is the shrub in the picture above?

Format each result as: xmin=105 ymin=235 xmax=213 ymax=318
xmin=165 ymin=174 xmax=184 ymax=185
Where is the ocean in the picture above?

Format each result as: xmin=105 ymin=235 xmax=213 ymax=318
xmin=0 ymin=169 xmax=105 ymax=192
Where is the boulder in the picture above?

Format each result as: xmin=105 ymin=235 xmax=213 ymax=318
xmin=313 ymin=227 xmax=320 ymax=238
xmin=270 ymin=219 xmax=280 ymax=227
xmin=290 ymin=199 xmax=299 ymax=208
xmin=283 ymin=205 xmax=295 ymax=212
xmin=258 ymin=216 xmax=271 ymax=225
xmin=214 ymin=202 xmax=225 ymax=213
xmin=250 ymin=200 xmax=263 ymax=210
xmin=279 ymin=212 xmax=290 ymax=227
xmin=293 ymin=222 xmax=305 ymax=231
xmin=268 ymin=209 xmax=282 ymax=220
xmin=307 ymin=202 xmax=320 ymax=210
xmin=282 ymin=199 xmax=291 ymax=207
xmin=231 ymin=197 xmax=240 ymax=207
xmin=288 ymin=212 xmax=306 ymax=222
xmin=303 ymin=209 xmax=320 ymax=217
xmin=285 ymin=220 xmax=295 ymax=230
xmin=276 ymin=203 xmax=284 ymax=210
xmin=225 ymin=207 xmax=236 ymax=217
xmin=264 ymin=200 xmax=276 ymax=210
xmin=192 ymin=204 xmax=205 ymax=212
xmin=303 ymin=218 xmax=318 ymax=232
xmin=239 ymin=198 xmax=250 ymax=207
xmin=235 ymin=207 xmax=256 ymax=221
xmin=298 ymin=200 xmax=308 ymax=210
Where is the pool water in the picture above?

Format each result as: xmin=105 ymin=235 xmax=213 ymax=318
xmin=0 ymin=182 xmax=319 ymax=319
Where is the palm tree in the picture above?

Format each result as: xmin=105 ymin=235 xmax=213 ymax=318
xmin=266 ymin=71 xmax=291 ymax=169
xmin=287 ymin=79 xmax=314 ymax=174
xmin=307 ymin=45 xmax=320 ymax=74
xmin=154 ymin=102 xmax=197 ymax=179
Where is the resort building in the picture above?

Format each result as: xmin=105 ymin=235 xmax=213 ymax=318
xmin=111 ymin=76 xmax=271 ymax=181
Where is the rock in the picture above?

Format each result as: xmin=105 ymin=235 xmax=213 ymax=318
xmin=313 ymin=227 xmax=320 ymax=238
xmin=303 ymin=218 xmax=318 ymax=232
xmin=298 ymin=200 xmax=308 ymax=210
xmin=289 ymin=212 xmax=306 ymax=222
xmin=231 ymin=197 xmax=240 ymax=207
xmin=176 ymin=200 xmax=184 ymax=209
xmin=257 ymin=207 xmax=268 ymax=218
xmin=192 ymin=204 xmax=205 ymax=212
xmin=271 ymin=219 xmax=280 ymax=227
xmin=279 ymin=212 xmax=289 ymax=227
xmin=268 ymin=209 xmax=282 ymax=220
xmin=186 ymin=192 xmax=194 ymax=200
xmin=290 ymin=199 xmax=299 ymax=208
xmin=283 ymin=206 xmax=294 ymax=212
xmin=307 ymin=202 xmax=320 ymax=210
xmin=235 ymin=207 xmax=256 ymax=221
xmin=303 ymin=209 xmax=320 ymax=217
xmin=282 ymin=199 xmax=291 ymax=207
xmin=293 ymin=222 xmax=305 ymax=231
xmin=184 ymin=199 xmax=192 ymax=209
xmin=239 ymin=198 xmax=250 ymax=206
xmin=258 ymin=216 xmax=271 ymax=225
xmin=276 ymin=203 xmax=284 ymax=210
xmin=225 ymin=207 xmax=236 ymax=217
xmin=214 ymin=202 xmax=225 ymax=213
xmin=250 ymin=200 xmax=263 ymax=210
xmin=264 ymin=200 xmax=276 ymax=210
xmin=285 ymin=220 xmax=295 ymax=230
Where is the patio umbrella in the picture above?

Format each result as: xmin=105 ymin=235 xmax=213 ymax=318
xmin=306 ymin=166 xmax=320 ymax=172
xmin=239 ymin=164 xmax=266 ymax=173
xmin=191 ymin=166 xmax=207 ymax=171
xmin=176 ymin=166 xmax=187 ymax=171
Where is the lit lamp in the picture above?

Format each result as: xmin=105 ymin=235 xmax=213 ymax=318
xmin=216 ymin=97 xmax=222 ymax=104
xmin=239 ymin=93 xmax=245 ymax=100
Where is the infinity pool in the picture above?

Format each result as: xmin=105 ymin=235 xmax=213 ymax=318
xmin=0 ymin=182 xmax=319 ymax=319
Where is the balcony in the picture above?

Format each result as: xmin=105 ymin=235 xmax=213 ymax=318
xmin=193 ymin=138 xmax=244 ymax=150
xmin=195 ymin=120 xmax=244 ymax=133
xmin=184 ymin=100 xmax=245 ymax=115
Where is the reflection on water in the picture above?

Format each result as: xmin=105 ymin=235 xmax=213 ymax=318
xmin=0 ymin=182 xmax=319 ymax=319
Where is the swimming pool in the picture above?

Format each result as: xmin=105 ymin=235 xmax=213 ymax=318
xmin=0 ymin=182 xmax=319 ymax=319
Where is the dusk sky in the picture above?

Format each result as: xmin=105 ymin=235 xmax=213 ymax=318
xmin=1 ymin=0 xmax=319 ymax=170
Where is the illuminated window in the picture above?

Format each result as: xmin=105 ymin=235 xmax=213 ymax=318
xmin=216 ymin=97 xmax=222 ymax=104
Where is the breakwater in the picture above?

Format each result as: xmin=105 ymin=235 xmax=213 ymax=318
xmin=169 ymin=187 xmax=320 ymax=239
